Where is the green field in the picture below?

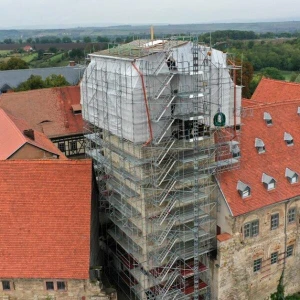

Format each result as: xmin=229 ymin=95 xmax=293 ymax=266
xmin=0 ymin=50 xmax=12 ymax=56
xmin=281 ymin=71 xmax=294 ymax=81
xmin=49 ymin=53 xmax=64 ymax=62
xmin=22 ymin=53 xmax=38 ymax=63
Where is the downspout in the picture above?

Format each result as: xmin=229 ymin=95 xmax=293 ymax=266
xmin=233 ymin=67 xmax=237 ymax=138
xmin=283 ymin=201 xmax=288 ymax=271
xmin=131 ymin=60 xmax=153 ymax=146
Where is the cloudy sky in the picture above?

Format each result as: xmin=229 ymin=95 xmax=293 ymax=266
xmin=2 ymin=0 xmax=300 ymax=28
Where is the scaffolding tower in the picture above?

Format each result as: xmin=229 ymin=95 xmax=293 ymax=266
xmin=81 ymin=38 xmax=241 ymax=300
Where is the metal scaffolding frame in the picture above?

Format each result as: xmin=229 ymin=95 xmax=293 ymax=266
xmin=82 ymin=38 xmax=241 ymax=300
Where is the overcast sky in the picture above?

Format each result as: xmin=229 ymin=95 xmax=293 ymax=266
xmin=2 ymin=0 xmax=300 ymax=29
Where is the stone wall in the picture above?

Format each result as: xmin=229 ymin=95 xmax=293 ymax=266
xmin=0 ymin=279 xmax=117 ymax=300
xmin=212 ymin=197 xmax=300 ymax=300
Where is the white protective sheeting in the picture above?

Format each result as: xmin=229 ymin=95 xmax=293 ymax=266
xmin=81 ymin=42 xmax=242 ymax=144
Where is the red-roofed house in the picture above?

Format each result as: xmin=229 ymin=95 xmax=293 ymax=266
xmin=252 ymin=77 xmax=300 ymax=103
xmin=0 ymin=86 xmax=85 ymax=158
xmin=0 ymin=108 xmax=66 ymax=160
xmin=211 ymin=98 xmax=300 ymax=299
xmin=0 ymin=160 xmax=114 ymax=299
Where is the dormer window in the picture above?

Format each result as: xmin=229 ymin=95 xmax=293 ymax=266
xmin=262 ymin=173 xmax=276 ymax=190
xmin=297 ymin=107 xmax=300 ymax=115
xmin=264 ymin=112 xmax=272 ymax=125
xmin=71 ymin=104 xmax=82 ymax=115
xmin=284 ymin=132 xmax=294 ymax=146
xmin=232 ymin=144 xmax=240 ymax=158
xmin=237 ymin=180 xmax=251 ymax=198
xmin=255 ymin=138 xmax=265 ymax=154
xmin=285 ymin=168 xmax=298 ymax=184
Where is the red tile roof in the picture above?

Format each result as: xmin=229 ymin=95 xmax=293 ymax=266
xmin=0 ymin=160 xmax=92 ymax=279
xmin=0 ymin=86 xmax=84 ymax=138
xmin=220 ymin=100 xmax=300 ymax=216
xmin=251 ymin=78 xmax=300 ymax=103
xmin=217 ymin=233 xmax=232 ymax=242
xmin=0 ymin=108 xmax=66 ymax=159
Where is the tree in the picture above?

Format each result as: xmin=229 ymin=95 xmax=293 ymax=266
xmin=259 ymin=67 xmax=285 ymax=80
xmin=83 ymin=36 xmax=92 ymax=43
xmin=97 ymin=36 xmax=110 ymax=43
xmin=69 ymin=48 xmax=84 ymax=60
xmin=247 ymin=41 xmax=254 ymax=49
xmin=229 ymin=59 xmax=254 ymax=98
xmin=0 ymin=57 xmax=28 ymax=70
xmin=3 ymin=38 xmax=14 ymax=44
xmin=270 ymin=271 xmax=285 ymax=300
xmin=48 ymin=47 xmax=58 ymax=54
xmin=26 ymin=37 xmax=33 ymax=44
xmin=15 ymin=74 xmax=69 ymax=91
xmin=115 ymin=37 xmax=123 ymax=43
xmin=37 ymin=49 xmax=45 ymax=60
xmin=62 ymin=36 xmax=72 ymax=43
xmin=290 ymin=73 xmax=299 ymax=82
xmin=16 ymin=75 xmax=45 ymax=91
xmin=44 ymin=74 xmax=69 ymax=88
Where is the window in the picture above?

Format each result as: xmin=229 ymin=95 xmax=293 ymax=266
xmin=70 ymin=141 xmax=77 ymax=151
xmin=271 ymin=213 xmax=279 ymax=230
xmin=46 ymin=281 xmax=54 ymax=290
xmin=242 ymin=190 xmax=250 ymax=197
xmin=231 ymin=142 xmax=240 ymax=158
xmin=268 ymin=182 xmax=275 ymax=190
xmin=286 ymin=245 xmax=294 ymax=257
xmin=271 ymin=252 xmax=278 ymax=264
xmin=266 ymin=119 xmax=272 ymax=125
xmin=45 ymin=280 xmax=67 ymax=291
xmin=57 ymin=281 xmax=66 ymax=291
xmin=253 ymin=258 xmax=262 ymax=272
xmin=288 ymin=208 xmax=296 ymax=223
xmin=2 ymin=281 xmax=11 ymax=290
xmin=58 ymin=142 xmax=65 ymax=152
xmin=244 ymin=220 xmax=259 ymax=238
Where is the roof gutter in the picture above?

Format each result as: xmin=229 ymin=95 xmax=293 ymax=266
xmin=89 ymin=54 xmax=134 ymax=62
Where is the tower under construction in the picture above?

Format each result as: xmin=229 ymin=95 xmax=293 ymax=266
xmin=81 ymin=38 xmax=241 ymax=299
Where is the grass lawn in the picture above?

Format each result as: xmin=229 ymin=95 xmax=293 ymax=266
xmin=49 ymin=53 xmax=64 ymax=62
xmin=0 ymin=50 xmax=12 ymax=56
xmin=22 ymin=53 xmax=38 ymax=63
xmin=281 ymin=71 xmax=295 ymax=81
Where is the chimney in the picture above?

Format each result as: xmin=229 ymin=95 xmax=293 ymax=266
xmin=23 ymin=129 xmax=35 ymax=140
xmin=69 ymin=61 xmax=76 ymax=67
